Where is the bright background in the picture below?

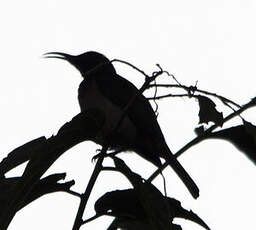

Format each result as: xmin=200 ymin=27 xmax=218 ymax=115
xmin=0 ymin=1 xmax=255 ymax=229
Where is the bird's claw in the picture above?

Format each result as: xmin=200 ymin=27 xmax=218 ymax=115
xmin=91 ymin=153 xmax=102 ymax=162
xmin=91 ymin=149 xmax=124 ymax=163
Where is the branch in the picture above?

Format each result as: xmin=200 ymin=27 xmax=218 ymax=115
xmin=65 ymin=190 xmax=82 ymax=198
xmin=82 ymin=214 xmax=103 ymax=225
xmin=72 ymin=146 xmax=107 ymax=230
xmin=147 ymin=93 xmax=190 ymax=100
xmin=148 ymin=84 xmax=242 ymax=110
xmin=111 ymin=59 xmax=149 ymax=78
xmin=148 ymin=97 xmax=256 ymax=182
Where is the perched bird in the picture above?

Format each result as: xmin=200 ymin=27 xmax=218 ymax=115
xmin=44 ymin=51 xmax=199 ymax=198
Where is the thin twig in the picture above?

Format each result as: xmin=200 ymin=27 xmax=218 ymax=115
xmin=148 ymin=84 xmax=242 ymax=109
xmin=152 ymin=79 xmax=159 ymax=116
xmin=111 ymin=59 xmax=149 ymax=78
xmin=147 ymin=93 xmax=190 ymax=100
xmin=65 ymin=190 xmax=82 ymax=198
xmin=147 ymin=87 xmax=244 ymax=121
xmin=82 ymin=214 xmax=102 ymax=225
xmin=113 ymin=68 xmax=165 ymax=133
xmin=72 ymin=146 xmax=107 ymax=230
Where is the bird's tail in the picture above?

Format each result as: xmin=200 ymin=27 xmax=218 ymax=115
xmin=161 ymin=145 xmax=199 ymax=199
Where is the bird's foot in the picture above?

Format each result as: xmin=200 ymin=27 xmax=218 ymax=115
xmin=91 ymin=149 xmax=105 ymax=162
xmin=91 ymin=153 xmax=101 ymax=162
xmin=91 ymin=148 xmax=125 ymax=162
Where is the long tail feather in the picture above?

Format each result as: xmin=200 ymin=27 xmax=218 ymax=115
xmin=161 ymin=146 xmax=199 ymax=199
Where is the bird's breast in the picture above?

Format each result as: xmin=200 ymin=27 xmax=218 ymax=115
xmin=78 ymin=79 xmax=137 ymax=145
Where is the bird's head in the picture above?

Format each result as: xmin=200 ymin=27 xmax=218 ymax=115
xmin=44 ymin=51 xmax=115 ymax=77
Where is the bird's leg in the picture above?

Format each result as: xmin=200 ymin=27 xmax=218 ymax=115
xmin=91 ymin=148 xmax=107 ymax=162
xmin=91 ymin=148 xmax=125 ymax=162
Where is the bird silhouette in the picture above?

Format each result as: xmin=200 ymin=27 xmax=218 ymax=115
xmin=44 ymin=51 xmax=199 ymax=198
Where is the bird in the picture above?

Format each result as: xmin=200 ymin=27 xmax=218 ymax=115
xmin=44 ymin=51 xmax=199 ymax=198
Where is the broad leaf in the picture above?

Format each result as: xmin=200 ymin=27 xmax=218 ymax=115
xmin=207 ymin=121 xmax=256 ymax=164
xmin=95 ymin=189 xmax=210 ymax=230
xmin=0 ymin=173 xmax=74 ymax=214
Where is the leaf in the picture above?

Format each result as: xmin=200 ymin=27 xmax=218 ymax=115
xmin=107 ymin=217 xmax=152 ymax=230
xmin=166 ymin=197 xmax=210 ymax=230
xmin=0 ymin=173 xmax=74 ymax=214
xmin=21 ymin=173 xmax=75 ymax=208
xmin=95 ymin=189 xmax=145 ymax=219
xmin=95 ymin=189 xmax=168 ymax=230
xmin=111 ymin=157 xmax=209 ymax=229
xmin=107 ymin=220 xmax=183 ymax=230
xmin=95 ymin=189 xmax=210 ymax=230
xmin=207 ymin=121 xmax=256 ymax=164
xmin=0 ymin=110 xmax=105 ymax=229
xmin=0 ymin=137 xmax=47 ymax=176
xmin=112 ymin=157 xmax=171 ymax=229
xmin=136 ymin=182 xmax=171 ymax=230
xmin=197 ymin=95 xmax=223 ymax=126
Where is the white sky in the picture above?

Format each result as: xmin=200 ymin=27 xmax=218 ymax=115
xmin=0 ymin=1 xmax=255 ymax=229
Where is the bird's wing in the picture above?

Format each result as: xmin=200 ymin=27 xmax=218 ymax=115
xmin=95 ymin=74 xmax=164 ymax=139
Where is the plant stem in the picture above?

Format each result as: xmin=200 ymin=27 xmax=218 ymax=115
xmin=72 ymin=146 xmax=106 ymax=230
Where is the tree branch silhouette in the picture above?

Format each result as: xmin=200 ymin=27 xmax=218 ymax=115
xmin=72 ymin=146 xmax=107 ymax=230
xmin=148 ymin=97 xmax=256 ymax=182
xmin=0 ymin=110 xmax=105 ymax=229
xmin=0 ymin=55 xmax=255 ymax=230
xmin=148 ymin=83 xmax=242 ymax=110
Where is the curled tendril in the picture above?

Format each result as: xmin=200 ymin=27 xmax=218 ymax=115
xmin=152 ymin=80 xmax=159 ymax=117
xmin=188 ymin=83 xmax=198 ymax=97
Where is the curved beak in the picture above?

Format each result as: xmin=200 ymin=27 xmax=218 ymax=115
xmin=43 ymin=52 xmax=73 ymax=61
xmin=43 ymin=52 xmax=85 ymax=78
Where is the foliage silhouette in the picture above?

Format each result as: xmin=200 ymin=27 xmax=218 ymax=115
xmin=0 ymin=51 xmax=255 ymax=229
xmin=0 ymin=173 xmax=74 ymax=214
xmin=0 ymin=110 xmax=105 ymax=229
xmin=205 ymin=120 xmax=256 ymax=164
xmin=94 ymin=189 xmax=210 ymax=230
xmin=96 ymin=157 xmax=210 ymax=230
